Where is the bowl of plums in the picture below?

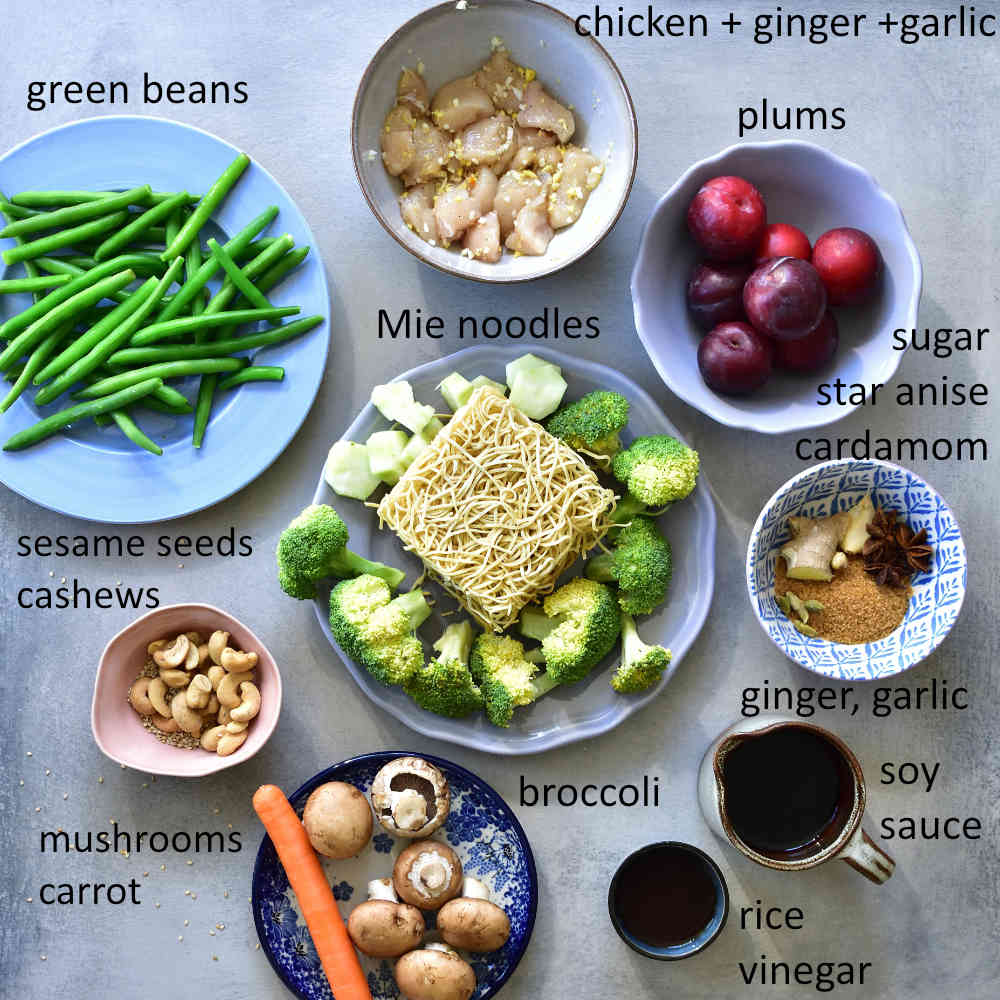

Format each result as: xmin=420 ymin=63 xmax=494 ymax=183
xmin=631 ymin=141 xmax=922 ymax=433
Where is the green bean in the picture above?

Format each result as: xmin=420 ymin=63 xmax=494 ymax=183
xmin=202 ymin=235 xmax=293 ymax=327
xmin=156 ymin=206 xmax=278 ymax=322
xmin=0 ymin=324 xmax=73 ymax=412
xmin=191 ymin=375 xmax=217 ymax=448
xmin=149 ymin=383 xmax=191 ymax=409
xmin=0 ymin=270 xmax=135 ymax=371
xmin=251 ymin=246 xmax=310 ymax=296
xmin=3 ymin=377 xmax=164 ymax=451
xmin=11 ymin=191 xmax=196 ymax=208
xmin=128 ymin=306 xmax=299 ymax=347
xmin=141 ymin=394 xmax=193 ymax=415
xmin=236 ymin=237 xmax=278 ymax=262
xmin=93 ymin=412 xmax=113 ymax=428
xmin=109 ymin=315 xmax=324 ymax=367
xmin=162 ymin=153 xmax=250 ymax=263
xmin=33 ymin=280 xmax=157 ymax=392
xmin=32 ymin=257 xmax=129 ymax=305
xmin=206 ymin=238 xmax=271 ymax=310
xmin=185 ymin=234 xmax=206 ymax=317
xmin=0 ymin=200 xmax=44 ymax=221
xmin=2 ymin=211 xmax=130 ymax=267
xmin=217 ymin=366 xmax=284 ymax=391
xmin=0 ymin=275 xmax=71 ymax=294
xmin=93 ymin=192 xmax=190 ymax=263
xmin=0 ymin=186 xmax=152 ymax=240
xmin=77 ymin=359 xmax=246 ymax=399
xmin=108 ymin=408 xmax=163 ymax=455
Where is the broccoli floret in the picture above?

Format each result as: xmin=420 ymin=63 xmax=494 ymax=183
xmin=470 ymin=633 xmax=558 ymax=728
xmin=328 ymin=575 xmax=431 ymax=687
xmin=518 ymin=578 xmax=621 ymax=685
xmin=611 ymin=435 xmax=700 ymax=506
xmin=611 ymin=612 xmax=672 ymax=693
xmin=405 ymin=621 xmax=484 ymax=718
xmin=545 ymin=391 xmax=630 ymax=460
xmin=277 ymin=504 xmax=405 ymax=600
xmin=586 ymin=518 xmax=673 ymax=616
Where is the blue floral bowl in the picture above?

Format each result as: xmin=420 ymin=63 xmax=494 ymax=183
xmin=747 ymin=460 xmax=966 ymax=680
xmin=252 ymin=752 xmax=537 ymax=999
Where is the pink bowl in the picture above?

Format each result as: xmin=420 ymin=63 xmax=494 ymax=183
xmin=91 ymin=603 xmax=282 ymax=777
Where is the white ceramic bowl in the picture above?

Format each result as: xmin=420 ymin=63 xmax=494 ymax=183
xmin=352 ymin=0 xmax=637 ymax=282
xmin=631 ymin=141 xmax=922 ymax=433
xmin=746 ymin=460 xmax=966 ymax=680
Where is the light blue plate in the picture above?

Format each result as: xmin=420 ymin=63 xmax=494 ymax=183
xmin=252 ymin=752 xmax=537 ymax=1000
xmin=309 ymin=345 xmax=717 ymax=754
xmin=747 ymin=459 xmax=966 ymax=679
xmin=0 ymin=116 xmax=329 ymax=523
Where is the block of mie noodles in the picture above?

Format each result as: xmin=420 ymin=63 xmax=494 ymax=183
xmin=377 ymin=387 xmax=616 ymax=632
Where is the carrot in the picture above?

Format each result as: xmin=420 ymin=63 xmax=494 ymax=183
xmin=253 ymin=784 xmax=372 ymax=1000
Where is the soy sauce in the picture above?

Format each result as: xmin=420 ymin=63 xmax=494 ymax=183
xmin=722 ymin=726 xmax=849 ymax=855
xmin=612 ymin=844 xmax=719 ymax=947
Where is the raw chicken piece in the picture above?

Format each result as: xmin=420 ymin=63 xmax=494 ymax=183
xmin=474 ymin=51 xmax=528 ymax=114
xmin=400 ymin=119 xmax=450 ymax=186
xmin=434 ymin=167 xmax=499 ymax=242
xmin=494 ymin=170 xmax=546 ymax=238
xmin=509 ymin=127 xmax=557 ymax=170
xmin=535 ymin=145 xmax=564 ymax=172
xmin=462 ymin=210 xmax=502 ymax=262
xmin=456 ymin=114 xmax=517 ymax=168
xmin=381 ymin=105 xmax=417 ymax=176
xmin=516 ymin=81 xmax=575 ymax=144
xmin=505 ymin=194 xmax=554 ymax=256
xmin=399 ymin=183 xmax=440 ymax=246
xmin=431 ymin=76 xmax=494 ymax=132
xmin=548 ymin=146 xmax=605 ymax=229
xmin=397 ymin=68 xmax=429 ymax=114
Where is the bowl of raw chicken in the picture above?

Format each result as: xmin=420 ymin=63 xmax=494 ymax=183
xmin=352 ymin=0 xmax=638 ymax=282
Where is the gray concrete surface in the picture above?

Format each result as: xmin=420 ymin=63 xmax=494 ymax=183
xmin=1 ymin=1 xmax=998 ymax=997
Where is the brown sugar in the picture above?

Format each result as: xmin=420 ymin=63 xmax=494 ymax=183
xmin=774 ymin=554 xmax=910 ymax=645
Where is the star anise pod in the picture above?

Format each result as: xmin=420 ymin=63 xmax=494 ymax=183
xmin=869 ymin=561 xmax=908 ymax=588
xmin=895 ymin=523 xmax=933 ymax=574
xmin=861 ymin=507 xmax=934 ymax=586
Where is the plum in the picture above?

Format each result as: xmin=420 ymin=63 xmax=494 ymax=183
xmin=743 ymin=257 xmax=827 ymax=341
xmin=754 ymin=223 xmax=811 ymax=263
xmin=812 ymin=227 xmax=882 ymax=306
xmin=686 ymin=262 xmax=751 ymax=330
xmin=697 ymin=321 xmax=774 ymax=395
xmin=686 ymin=176 xmax=767 ymax=261
xmin=774 ymin=311 xmax=839 ymax=372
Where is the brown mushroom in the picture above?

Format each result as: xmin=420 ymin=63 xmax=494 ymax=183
xmin=394 ymin=945 xmax=476 ymax=1000
xmin=437 ymin=877 xmax=511 ymax=952
xmin=393 ymin=840 xmax=463 ymax=910
xmin=302 ymin=782 xmax=374 ymax=859
xmin=371 ymin=757 xmax=450 ymax=838
xmin=347 ymin=879 xmax=426 ymax=958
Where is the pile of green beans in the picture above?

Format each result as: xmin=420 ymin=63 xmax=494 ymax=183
xmin=0 ymin=153 xmax=321 ymax=454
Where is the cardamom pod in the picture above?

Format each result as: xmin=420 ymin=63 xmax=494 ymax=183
xmin=793 ymin=621 xmax=819 ymax=637
xmin=804 ymin=600 xmax=825 ymax=613
xmin=787 ymin=591 xmax=808 ymax=624
xmin=776 ymin=594 xmax=791 ymax=615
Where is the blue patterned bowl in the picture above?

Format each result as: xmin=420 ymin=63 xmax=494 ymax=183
xmin=252 ymin=752 xmax=537 ymax=999
xmin=746 ymin=460 xmax=966 ymax=680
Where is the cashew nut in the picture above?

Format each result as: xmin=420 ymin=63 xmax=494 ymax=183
xmin=159 ymin=668 xmax=190 ymax=688
xmin=202 ymin=694 xmax=220 ymax=717
xmin=152 ymin=714 xmax=180 ymax=733
xmin=220 ymin=647 xmax=258 ymax=672
xmin=201 ymin=725 xmax=227 ymax=752
xmin=153 ymin=634 xmax=190 ymax=669
xmin=216 ymin=730 xmax=248 ymax=756
xmin=147 ymin=638 xmax=168 ymax=655
xmin=207 ymin=665 xmax=226 ymax=690
xmin=208 ymin=630 xmax=230 ymax=665
xmin=147 ymin=677 xmax=171 ymax=718
xmin=129 ymin=677 xmax=156 ymax=716
xmin=184 ymin=631 xmax=203 ymax=645
xmin=218 ymin=705 xmax=233 ymax=725
xmin=185 ymin=673 xmax=213 ymax=709
xmin=197 ymin=643 xmax=210 ymax=667
xmin=225 ymin=721 xmax=248 ymax=734
xmin=230 ymin=682 xmax=261 ymax=724
xmin=184 ymin=640 xmax=201 ymax=671
xmin=171 ymin=694 xmax=203 ymax=736
xmin=218 ymin=670 xmax=255 ymax=709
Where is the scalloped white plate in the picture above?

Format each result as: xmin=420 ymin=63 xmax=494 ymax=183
xmin=310 ymin=345 xmax=716 ymax=754
xmin=631 ymin=140 xmax=922 ymax=434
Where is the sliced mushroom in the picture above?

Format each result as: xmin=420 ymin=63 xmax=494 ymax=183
xmin=393 ymin=840 xmax=463 ymax=910
xmin=370 ymin=756 xmax=450 ymax=837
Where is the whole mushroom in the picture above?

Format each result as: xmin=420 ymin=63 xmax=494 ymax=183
xmin=393 ymin=840 xmax=463 ymax=910
xmin=371 ymin=757 xmax=450 ymax=838
xmin=347 ymin=879 xmax=426 ymax=958
xmin=395 ymin=944 xmax=476 ymax=1000
xmin=437 ymin=877 xmax=511 ymax=953
xmin=302 ymin=782 xmax=373 ymax=859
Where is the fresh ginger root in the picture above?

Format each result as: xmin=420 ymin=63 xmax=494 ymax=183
xmin=839 ymin=494 xmax=875 ymax=554
xmin=781 ymin=513 xmax=847 ymax=581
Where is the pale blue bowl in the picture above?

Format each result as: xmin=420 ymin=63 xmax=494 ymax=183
xmin=252 ymin=751 xmax=537 ymax=1000
xmin=746 ymin=459 xmax=966 ymax=680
